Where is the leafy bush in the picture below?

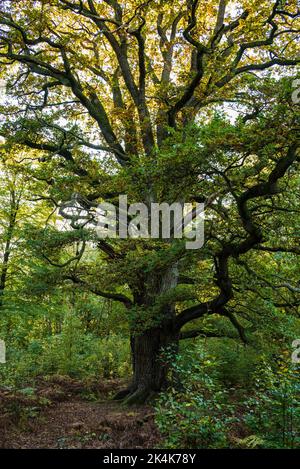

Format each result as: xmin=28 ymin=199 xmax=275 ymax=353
xmin=204 ymin=339 xmax=260 ymax=388
xmin=155 ymin=345 xmax=234 ymax=448
xmin=0 ymin=312 xmax=131 ymax=387
xmin=243 ymin=355 xmax=300 ymax=448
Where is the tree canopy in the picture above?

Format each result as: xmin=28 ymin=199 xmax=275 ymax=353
xmin=0 ymin=0 xmax=299 ymax=405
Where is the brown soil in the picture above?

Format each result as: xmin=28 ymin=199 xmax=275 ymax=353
xmin=0 ymin=376 xmax=161 ymax=449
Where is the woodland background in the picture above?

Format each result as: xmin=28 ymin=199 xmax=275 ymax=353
xmin=0 ymin=0 xmax=299 ymax=449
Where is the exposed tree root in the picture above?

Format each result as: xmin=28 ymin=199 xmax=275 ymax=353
xmin=122 ymin=387 xmax=154 ymax=406
xmin=112 ymin=387 xmax=134 ymax=401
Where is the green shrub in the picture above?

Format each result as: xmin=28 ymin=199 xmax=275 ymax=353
xmin=155 ymin=345 xmax=234 ymax=448
xmin=243 ymin=355 xmax=300 ymax=448
xmin=0 ymin=312 xmax=131 ymax=386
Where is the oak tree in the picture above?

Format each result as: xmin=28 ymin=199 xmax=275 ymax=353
xmin=0 ymin=0 xmax=299 ymax=402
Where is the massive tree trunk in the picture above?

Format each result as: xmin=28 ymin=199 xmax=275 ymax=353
xmin=124 ymin=324 xmax=179 ymax=404
xmin=115 ymin=264 xmax=179 ymax=404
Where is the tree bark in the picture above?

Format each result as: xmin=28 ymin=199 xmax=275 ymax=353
xmin=0 ymin=189 xmax=18 ymax=308
xmin=115 ymin=264 xmax=179 ymax=404
xmin=122 ymin=324 xmax=178 ymax=404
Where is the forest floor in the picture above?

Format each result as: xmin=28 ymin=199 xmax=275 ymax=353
xmin=0 ymin=375 xmax=161 ymax=449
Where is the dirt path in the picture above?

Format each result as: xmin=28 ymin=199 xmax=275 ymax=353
xmin=0 ymin=377 xmax=161 ymax=449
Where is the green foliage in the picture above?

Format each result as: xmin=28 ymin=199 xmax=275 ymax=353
xmin=37 ymin=316 xmax=131 ymax=380
xmin=0 ymin=333 xmax=130 ymax=387
xmin=205 ymin=339 xmax=261 ymax=388
xmin=0 ymin=12 xmax=299 ymax=448
xmin=243 ymin=356 xmax=300 ymax=448
xmin=0 ymin=307 xmax=130 ymax=387
xmin=155 ymin=345 xmax=234 ymax=448
xmin=155 ymin=339 xmax=300 ymax=449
